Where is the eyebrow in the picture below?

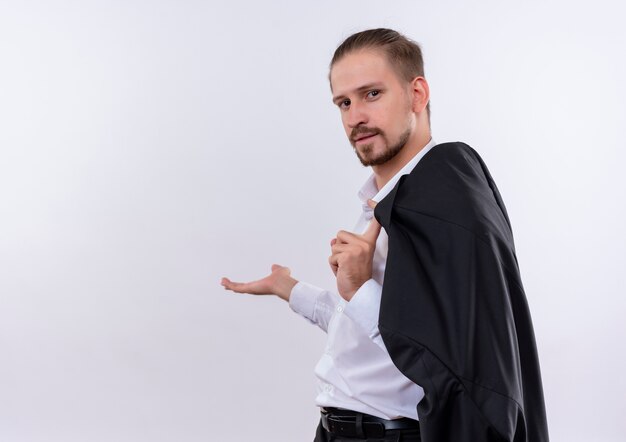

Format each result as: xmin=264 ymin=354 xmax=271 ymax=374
xmin=332 ymin=82 xmax=385 ymax=104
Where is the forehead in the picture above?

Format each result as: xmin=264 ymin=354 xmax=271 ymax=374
xmin=330 ymin=49 xmax=399 ymax=95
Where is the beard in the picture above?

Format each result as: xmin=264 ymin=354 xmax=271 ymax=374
xmin=351 ymin=126 xmax=411 ymax=167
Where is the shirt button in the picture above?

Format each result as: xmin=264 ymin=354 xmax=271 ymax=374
xmin=336 ymin=305 xmax=344 ymax=313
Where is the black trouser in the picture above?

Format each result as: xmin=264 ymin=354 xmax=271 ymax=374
xmin=313 ymin=410 xmax=421 ymax=442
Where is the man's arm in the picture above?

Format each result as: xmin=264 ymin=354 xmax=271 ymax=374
xmin=288 ymin=282 xmax=341 ymax=332
xmin=222 ymin=200 xmax=382 ymax=333
xmin=221 ymin=265 xmax=339 ymax=332
xmin=327 ymin=199 xmax=386 ymax=345
xmin=341 ymin=278 xmax=386 ymax=350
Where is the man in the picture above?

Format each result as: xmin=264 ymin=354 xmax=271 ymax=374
xmin=222 ymin=28 xmax=549 ymax=442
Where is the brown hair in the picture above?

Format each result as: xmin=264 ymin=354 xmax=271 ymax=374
xmin=330 ymin=28 xmax=430 ymax=119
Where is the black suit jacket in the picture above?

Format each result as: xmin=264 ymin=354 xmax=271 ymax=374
xmin=374 ymin=142 xmax=549 ymax=441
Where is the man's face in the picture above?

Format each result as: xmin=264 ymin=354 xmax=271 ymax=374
xmin=330 ymin=49 xmax=415 ymax=167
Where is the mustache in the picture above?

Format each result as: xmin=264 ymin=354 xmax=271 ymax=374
xmin=350 ymin=126 xmax=383 ymax=142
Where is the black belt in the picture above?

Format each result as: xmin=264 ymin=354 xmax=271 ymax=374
xmin=320 ymin=407 xmax=420 ymax=439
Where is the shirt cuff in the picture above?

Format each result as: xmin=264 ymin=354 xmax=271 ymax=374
xmin=288 ymin=281 xmax=322 ymax=322
xmin=343 ymin=278 xmax=383 ymax=336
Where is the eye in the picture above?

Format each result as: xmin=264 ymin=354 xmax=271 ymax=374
xmin=367 ymin=90 xmax=380 ymax=99
xmin=339 ymin=99 xmax=351 ymax=109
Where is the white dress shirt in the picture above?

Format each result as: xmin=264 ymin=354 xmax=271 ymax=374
xmin=289 ymin=138 xmax=437 ymax=420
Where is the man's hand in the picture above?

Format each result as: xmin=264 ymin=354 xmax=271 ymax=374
xmin=221 ymin=264 xmax=298 ymax=302
xmin=329 ymin=199 xmax=381 ymax=301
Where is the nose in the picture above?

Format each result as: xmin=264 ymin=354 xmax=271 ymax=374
xmin=345 ymin=102 xmax=368 ymax=129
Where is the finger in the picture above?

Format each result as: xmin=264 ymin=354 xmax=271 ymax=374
xmin=329 ymin=249 xmax=352 ymax=268
xmin=329 ymin=262 xmax=338 ymax=276
xmin=271 ymin=264 xmax=292 ymax=279
xmin=225 ymin=282 xmax=261 ymax=294
xmin=330 ymin=238 xmax=337 ymax=247
xmin=221 ymin=277 xmax=246 ymax=292
xmin=328 ymin=253 xmax=341 ymax=268
xmin=362 ymin=216 xmax=382 ymax=243
xmin=336 ymin=229 xmax=361 ymax=244
xmin=221 ymin=277 xmax=242 ymax=291
xmin=331 ymin=243 xmax=351 ymax=254
xmin=367 ymin=198 xmax=378 ymax=209
xmin=328 ymin=255 xmax=338 ymax=276
xmin=221 ymin=277 xmax=266 ymax=294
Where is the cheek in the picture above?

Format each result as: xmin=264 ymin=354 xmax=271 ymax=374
xmin=385 ymin=104 xmax=410 ymax=132
xmin=376 ymin=101 xmax=396 ymax=124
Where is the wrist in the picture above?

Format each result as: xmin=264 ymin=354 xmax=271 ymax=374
xmin=340 ymin=275 xmax=372 ymax=301
xmin=276 ymin=276 xmax=298 ymax=302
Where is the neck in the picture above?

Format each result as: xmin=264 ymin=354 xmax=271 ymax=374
xmin=372 ymin=130 xmax=431 ymax=190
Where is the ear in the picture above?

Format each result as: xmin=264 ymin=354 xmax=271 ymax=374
xmin=410 ymin=76 xmax=430 ymax=114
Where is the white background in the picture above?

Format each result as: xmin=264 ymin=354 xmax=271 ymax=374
xmin=1 ymin=1 xmax=625 ymax=441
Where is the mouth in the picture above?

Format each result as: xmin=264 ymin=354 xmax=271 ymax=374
xmin=353 ymin=133 xmax=378 ymax=144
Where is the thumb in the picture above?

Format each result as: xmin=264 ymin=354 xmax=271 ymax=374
xmin=363 ymin=198 xmax=381 ymax=242
xmin=363 ymin=215 xmax=381 ymax=243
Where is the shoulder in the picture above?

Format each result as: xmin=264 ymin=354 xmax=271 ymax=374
xmin=424 ymin=140 xmax=478 ymax=159
xmin=377 ymin=141 xmax=512 ymax=240
xmin=411 ymin=141 xmax=486 ymax=185
xmin=399 ymin=141 xmax=493 ymax=211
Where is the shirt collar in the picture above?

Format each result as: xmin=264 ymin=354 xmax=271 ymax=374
xmin=358 ymin=137 xmax=437 ymax=218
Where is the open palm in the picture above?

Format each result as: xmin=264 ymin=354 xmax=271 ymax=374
xmin=221 ymin=264 xmax=294 ymax=299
